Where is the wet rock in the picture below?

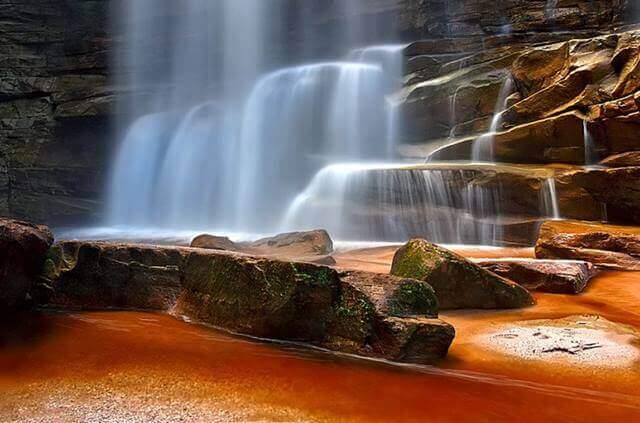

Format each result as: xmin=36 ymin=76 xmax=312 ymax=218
xmin=191 ymin=230 xmax=335 ymax=264
xmin=474 ymin=258 xmax=597 ymax=294
xmin=247 ymin=229 xmax=334 ymax=256
xmin=535 ymin=220 xmax=640 ymax=270
xmin=42 ymin=241 xmax=454 ymax=365
xmin=191 ymin=235 xmax=240 ymax=251
xmin=390 ymin=239 xmax=534 ymax=310
xmin=0 ymin=219 xmax=53 ymax=309
xmin=600 ymin=151 xmax=640 ymax=167
xmin=568 ymin=167 xmax=640 ymax=224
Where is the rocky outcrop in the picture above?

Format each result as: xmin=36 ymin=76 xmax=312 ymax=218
xmin=390 ymin=238 xmax=534 ymax=309
xmin=601 ymin=151 xmax=640 ymax=167
xmin=567 ymin=167 xmax=640 ymax=224
xmin=0 ymin=0 xmax=114 ymax=225
xmin=191 ymin=230 xmax=335 ymax=264
xmin=535 ymin=220 xmax=640 ymax=270
xmin=40 ymin=241 xmax=454 ymax=364
xmin=0 ymin=219 xmax=53 ymax=309
xmin=474 ymin=258 xmax=597 ymax=294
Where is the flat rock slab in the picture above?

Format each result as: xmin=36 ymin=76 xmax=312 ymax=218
xmin=475 ymin=315 xmax=640 ymax=369
xmin=473 ymin=258 xmax=597 ymax=294
xmin=191 ymin=230 xmax=335 ymax=264
xmin=39 ymin=241 xmax=454 ymax=365
xmin=535 ymin=220 xmax=640 ymax=270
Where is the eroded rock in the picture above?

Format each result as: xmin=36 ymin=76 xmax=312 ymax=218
xmin=0 ymin=219 xmax=53 ymax=309
xmin=474 ymin=258 xmax=597 ymax=294
xmin=535 ymin=220 xmax=640 ymax=270
xmin=41 ymin=241 xmax=454 ymax=365
xmin=390 ymin=239 xmax=534 ymax=310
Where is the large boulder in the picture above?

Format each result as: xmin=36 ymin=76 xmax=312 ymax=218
xmin=0 ymin=219 xmax=53 ymax=309
xmin=535 ymin=220 xmax=640 ymax=270
xmin=390 ymin=239 xmax=534 ymax=310
xmin=474 ymin=258 xmax=597 ymax=294
xmin=41 ymin=241 xmax=453 ymax=365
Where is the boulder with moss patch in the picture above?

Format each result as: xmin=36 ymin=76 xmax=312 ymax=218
xmin=390 ymin=238 xmax=534 ymax=309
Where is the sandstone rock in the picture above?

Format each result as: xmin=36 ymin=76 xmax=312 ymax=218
xmin=0 ymin=219 xmax=53 ymax=309
xmin=568 ymin=167 xmax=640 ymax=224
xmin=41 ymin=241 xmax=454 ymax=364
xmin=191 ymin=235 xmax=240 ymax=251
xmin=600 ymin=151 xmax=640 ymax=167
xmin=390 ymin=239 xmax=534 ymax=310
xmin=191 ymin=230 xmax=335 ymax=264
xmin=535 ymin=220 xmax=640 ymax=270
xmin=474 ymin=258 xmax=597 ymax=294
xmin=247 ymin=230 xmax=334 ymax=256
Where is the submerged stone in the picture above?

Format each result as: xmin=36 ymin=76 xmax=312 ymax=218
xmin=390 ymin=238 xmax=534 ymax=310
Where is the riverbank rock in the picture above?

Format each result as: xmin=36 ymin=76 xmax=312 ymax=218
xmin=41 ymin=241 xmax=453 ymax=365
xmin=474 ymin=258 xmax=597 ymax=294
xmin=191 ymin=235 xmax=240 ymax=251
xmin=390 ymin=239 xmax=534 ymax=310
xmin=535 ymin=220 xmax=640 ymax=270
xmin=0 ymin=219 xmax=53 ymax=309
xmin=601 ymin=151 xmax=640 ymax=167
xmin=191 ymin=230 xmax=335 ymax=264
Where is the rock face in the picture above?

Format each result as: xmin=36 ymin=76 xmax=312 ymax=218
xmin=390 ymin=239 xmax=534 ymax=309
xmin=536 ymin=220 xmax=640 ymax=270
xmin=191 ymin=230 xmax=335 ymax=264
xmin=601 ymin=151 xmax=640 ymax=167
xmin=567 ymin=167 xmax=640 ymax=224
xmin=0 ymin=0 xmax=113 ymax=225
xmin=40 ymin=241 xmax=454 ymax=365
xmin=0 ymin=219 xmax=53 ymax=309
xmin=474 ymin=258 xmax=597 ymax=294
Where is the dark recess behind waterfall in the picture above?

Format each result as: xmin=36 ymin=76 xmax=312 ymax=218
xmin=0 ymin=0 xmax=635 ymax=227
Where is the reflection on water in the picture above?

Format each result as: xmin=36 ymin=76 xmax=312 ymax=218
xmin=1 ymin=310 xmax=639 ymax=421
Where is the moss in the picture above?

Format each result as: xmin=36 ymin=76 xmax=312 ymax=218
xmin=388 ymin=281 xmax=438 ymax=317
xmin=391 ymin=239 xmax=441 ymax=279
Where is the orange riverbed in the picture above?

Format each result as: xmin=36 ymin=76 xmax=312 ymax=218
xmin=1 ymin=247 xmax=639 ymax=422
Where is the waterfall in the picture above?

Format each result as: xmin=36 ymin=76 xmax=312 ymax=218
xmin=283 ymin=165 xmax=558 ymax=245
xmin=542 ymin=178 xmax=561 ymax=220
xmin=583 ymin=120 xmax=599 ymax=166
xmin=471 ymin=75 xmax=514 ymax=163
xmin=107 ymin=0 xmax=406 ymax=233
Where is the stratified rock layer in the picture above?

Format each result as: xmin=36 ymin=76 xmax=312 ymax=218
xmin=390 ymin=238 xmax=534 ymax=309
xmin=474 ymin=258 xmax=597 ymax=294
xmin=535 ymin=220 xmax=640 ymax=270
xmin=40 ymin=241 xmax=454 ymax=365
xmin=0 ymin=219 xmax=53 ymax=309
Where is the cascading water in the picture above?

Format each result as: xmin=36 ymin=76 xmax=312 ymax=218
xmin=471 ymin=75 xmax=515 ymax=162
xmin=583 ymin=120 xmax=599 ymax=166
xmin=283 ymin=165 xmax=562 ymax=244
xmin=107 ymin=0 xmax=406 ymax=234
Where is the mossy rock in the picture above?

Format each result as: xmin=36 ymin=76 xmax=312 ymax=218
xmin=391 ymin=239 xmax=534 ymax=310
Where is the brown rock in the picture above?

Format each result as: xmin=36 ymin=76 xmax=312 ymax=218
xmin=247 ymin=229 xmax=334 ymax=256
xmin=390 ymin=239 xmax=534 ymax=310
xmin=568 ymin=167 xmax=640 ymax=224
xmin=0 ymin=219 xmax=53 ymax=309
xmin=600 ymin=151 xmax=640 ymax=167
xmin=535 ymin=220 xmax=640 ymax=270
xmin=190 ymin=234 xmax=240 ymax=251
xmin=474 ymin=258 xmax=597 ymax=294
xmin=41 ymin=241 xmax=453 ymax=365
